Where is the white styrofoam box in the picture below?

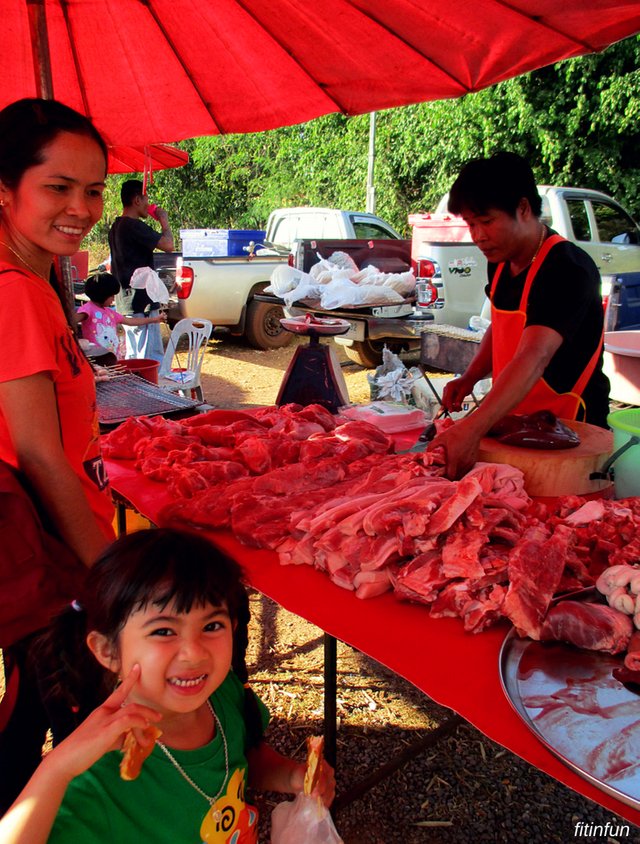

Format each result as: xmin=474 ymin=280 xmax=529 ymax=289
xmin=180 ymin=229 xmax=228 ymax=258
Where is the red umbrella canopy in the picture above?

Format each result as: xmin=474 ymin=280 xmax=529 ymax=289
xmin=3 ymin=0 xmax=640 ymax=146
xmin=106 ymin=143 xmax=189 ymax=175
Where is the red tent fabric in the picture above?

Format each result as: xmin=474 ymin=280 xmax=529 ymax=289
xmin=106 ymin=143 xmax=189 ymax=175
xmin=2 ymin=1 xmax=639 ymax=146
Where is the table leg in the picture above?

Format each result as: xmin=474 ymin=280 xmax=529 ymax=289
xmin=333 ymin=712 xmax=463 ymax=811
xmin=324 ymin=633 xmax=337 ymax=769
xmin=116 ymin=501 xmax=127 ymax=536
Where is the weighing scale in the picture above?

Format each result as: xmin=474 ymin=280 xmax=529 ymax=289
xmin=276 ymin=316 xmax=351 ymax=412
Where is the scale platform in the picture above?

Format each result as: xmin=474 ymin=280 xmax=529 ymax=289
xmin=276 ymin=316 xmax=351 ymax=412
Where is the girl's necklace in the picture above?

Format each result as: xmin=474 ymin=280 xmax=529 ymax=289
xmin=156 ymin=700 xmax=229 ymax=821
xmin=0 ymin=240 xmax=50 ymax=282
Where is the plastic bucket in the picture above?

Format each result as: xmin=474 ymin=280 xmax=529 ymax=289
xmin=120 ymin=358 xmax=160 ymax=384
xmin=607 ymin=408 xmax=640 ymax=498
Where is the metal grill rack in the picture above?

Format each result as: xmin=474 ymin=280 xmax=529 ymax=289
xmin=96 ymin=374 xmax=201 ymax=426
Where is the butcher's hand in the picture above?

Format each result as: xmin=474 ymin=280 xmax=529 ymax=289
xmin=441 ymin=374 xmax=476 ymax=413
xmin=427 ymin=416 xmax=481 ymax=480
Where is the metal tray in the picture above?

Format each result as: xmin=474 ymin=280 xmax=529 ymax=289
xmin=500 ymin=628 xmax=640 ymax=810
xmin=96 ymin=374 xmax=201 ymax=426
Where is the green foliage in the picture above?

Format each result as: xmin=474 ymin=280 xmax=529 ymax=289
xmin=85 ymin=34 xmax=640 ymax=260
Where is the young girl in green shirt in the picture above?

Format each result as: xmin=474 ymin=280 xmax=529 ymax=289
xmin=0 ymin=528 xmax=335 ymax=843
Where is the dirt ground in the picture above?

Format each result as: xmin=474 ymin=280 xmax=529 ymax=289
xmin=196 ymin=331 xmax=375 ymax=409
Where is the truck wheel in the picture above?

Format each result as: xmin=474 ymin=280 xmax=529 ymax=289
xmin=244 ymin=299 xmax=293 ymax=350
xmin=343 ymin=340 xmax=385 ymax=368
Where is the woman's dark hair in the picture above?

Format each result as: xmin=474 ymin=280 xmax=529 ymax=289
xmin=0 ymin=98 xmax=109 ymax=330
xmin=84 ymin=272 xmax=120 ymax=304
xmin=35 ymin=528 xmax=263 ymax=748
xmin=0 ymin=97 xmax=108 ymax=190
xmin=448 ymin=151 xmax=542 ymax=218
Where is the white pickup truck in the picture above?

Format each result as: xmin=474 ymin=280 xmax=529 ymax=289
xmin=413 ymin=186 xmax=640 ymax=327
xmin=164 ymin=206 xmax=401 ymax=349
xmin=263 ymin=206 xmax=401 ymax=249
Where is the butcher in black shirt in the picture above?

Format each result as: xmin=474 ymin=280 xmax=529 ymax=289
xmin=428 ymin=152 xmax=610 ymax=479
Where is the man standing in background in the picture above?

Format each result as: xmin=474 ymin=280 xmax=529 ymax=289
xmin=108 ymin=179 xmax=174 ymax=361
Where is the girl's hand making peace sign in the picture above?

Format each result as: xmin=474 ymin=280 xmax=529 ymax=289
xmin=0 ymin=666 xmax=162 ymax=844
xmin=43 ymin=664 xmax=162 ymax=783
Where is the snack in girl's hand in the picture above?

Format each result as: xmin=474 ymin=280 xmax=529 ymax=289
xmin=303 ymin=735 xmax=324 ymax=796
xmin=271 ymin=734 xmax=342 ymax=843
xmin=119 ymin=725 xmax=163 ymax=781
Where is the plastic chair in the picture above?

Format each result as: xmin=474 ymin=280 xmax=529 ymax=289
xmin=158 ymin=318 xmax=213 ymax=401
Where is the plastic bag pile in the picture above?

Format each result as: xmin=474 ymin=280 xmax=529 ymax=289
xmin=265 ymin=251 xmax=415 ymax=309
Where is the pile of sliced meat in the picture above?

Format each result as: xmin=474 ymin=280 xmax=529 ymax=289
xmin=102 ymin=405 xmax=640 ymax=639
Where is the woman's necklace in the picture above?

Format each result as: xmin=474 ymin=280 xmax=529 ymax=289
xmin=0 ymin=239 xmax=50 ymax=282
xmin=156 ymin=700 xmax=229 ymax=821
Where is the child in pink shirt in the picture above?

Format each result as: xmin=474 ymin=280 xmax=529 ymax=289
xmin=77 ymin=273 xmax=166 ymax=361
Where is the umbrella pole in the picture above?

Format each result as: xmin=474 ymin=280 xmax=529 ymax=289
xmin=27 ymin=0 xmax=54 ymax=99
xmin=27 ymin=0 xmax=76 ymax=314
xmin=366 ymin=111 xmax=376 ymax=213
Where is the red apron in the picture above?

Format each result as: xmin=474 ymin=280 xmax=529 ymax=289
xmin=490 ymin=234 xmax=603 ymax=421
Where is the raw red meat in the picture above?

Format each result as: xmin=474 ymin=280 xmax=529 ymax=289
xmin=360 ymin=479 xmax=454 ymax=537
xmin=461 ymin=584 xmax=507 ymax=633
xmin=624 ymin=631 xmax=640 ymax=671
xmin=332 ymin=421 xmax=392 ymax=453
xmin=429 ymin=582 xmax=472 ymax=618
xmin=137 ymin=455 xmax=175 ymax=481
xmin=541 ymin=600 xmax=633 ymax=654
xmin=182 ymin=408 xmax=265 ymax=428
xmin=393 ymin=552 xmax=450 ymax=605
xmin=234 ymin=436 xmax=274 ymax=475
xmin=134 ymin=434 xmax=200 ymax=462
xmin=353 ymin=569 xmax=392 ymax=599
xmin=189 ymin=425 xmax=238 ymax=447
xmin=102 ymin=415 xmax=184 ymax=459
xmin=503 ymin=524 xmax=572 ymax=639
xmin=441 ymin=524 xmax=487 ymax=580
xmin=252 ymin=460 xmax=346 ymax=495
xmin=294 ymin=403 xmax=337 ymax=431
xmin=167 ymin=469 xmax=209 ymax=498
xmin=425 ymin=476 xmax=483 ymax=536
xmin=110 ymin=405 xmax=640 ymax=640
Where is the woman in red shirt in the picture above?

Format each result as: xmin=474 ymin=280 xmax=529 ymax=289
xmin=0 ymin=98 xmax=116 ymax=813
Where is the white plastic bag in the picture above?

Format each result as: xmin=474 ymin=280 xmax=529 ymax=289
xmin=356 ymin=284 xmax=404 ymax=305
xmin=266 ymin=265 xmax=312 ymax=297
xmin=325 ymin=251 xmax=358 ymax=272
xmin=283 ymin=281 xmax=323 ymax=307
xmin=129 ymin=266 xmax=169 ymax=304
xmin=319 ymin=279 xmax=361 ymax=309
xmin=270 ymin=795 xmax=344 ymax=844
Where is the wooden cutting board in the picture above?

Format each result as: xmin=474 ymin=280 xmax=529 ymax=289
xmin=477 ymin=420 xmax=614 ymax=496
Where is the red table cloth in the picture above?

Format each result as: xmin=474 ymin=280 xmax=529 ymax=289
xmin=105 ymin=456 xmax=640 ymax=827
